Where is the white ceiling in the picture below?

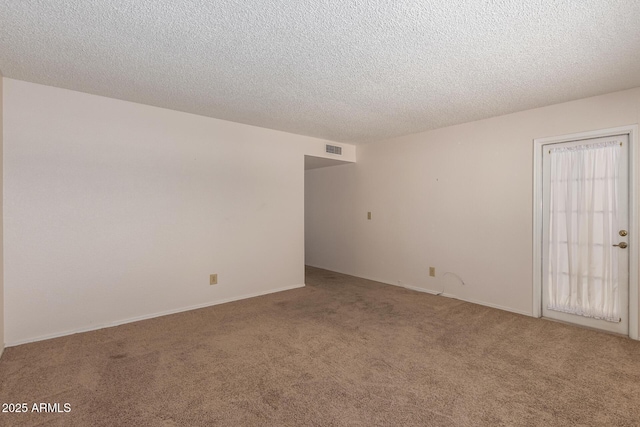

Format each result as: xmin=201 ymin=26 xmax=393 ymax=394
xmin=2 ymin=1 xmax=640 ymax=144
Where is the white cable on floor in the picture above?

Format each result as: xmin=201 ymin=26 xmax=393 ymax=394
xmin=436 ymin=272 xmax=465 ymax=296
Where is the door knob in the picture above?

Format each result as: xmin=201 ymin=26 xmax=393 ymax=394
xmin=619 ymin=230 xmax=628 ymax=237
xmin=613 ymin=242 xmax=628 ymax=249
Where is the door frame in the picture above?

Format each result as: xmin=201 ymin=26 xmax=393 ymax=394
xmin=532 ymin=125 xmax=639 ymax=340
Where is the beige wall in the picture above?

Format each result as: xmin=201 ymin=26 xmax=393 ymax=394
xmin=306 ymin=87 xmax=640 ymax=327
xmin=3 ymin=78 xmax=354 ymax=345
xmin=0 ymin=74 xmax=4 ymax=356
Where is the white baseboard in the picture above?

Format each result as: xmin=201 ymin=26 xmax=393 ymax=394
xmin=7 ymin=284 xmax=305 ymax=347
xmin=306 ymin=264 xmax=532 ymax=317
xmin=401 ymin=283 xmax=442 ymax=295
xmin=398 ymin=283 xmax=533 ymax=317
xmin=443 ymin=293 xmax=532 ymax=317
xmin=394 ymin=282 xmax=532 ymax=317
xmin=305 ymin=264 xmax=396 ymax=288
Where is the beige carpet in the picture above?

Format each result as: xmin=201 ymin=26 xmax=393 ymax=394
xmin=1 ymin=266 xmax=639 ymax=426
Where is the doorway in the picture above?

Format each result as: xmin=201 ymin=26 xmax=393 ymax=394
xmin=303 ymin=154 xmax=354 ymax=271
xmin=533 ymin=126 xmax=639 ymax=339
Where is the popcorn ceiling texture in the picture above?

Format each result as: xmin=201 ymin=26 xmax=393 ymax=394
xmin=1 ymin=0 xmax=640 ymax=143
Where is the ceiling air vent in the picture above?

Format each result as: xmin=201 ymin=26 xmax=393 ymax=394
xmin=326 ymin=144 xmax=342 ymax=155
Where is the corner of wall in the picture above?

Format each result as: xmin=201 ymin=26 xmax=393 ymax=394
xmin=0 ymin=73 xmax=4 ymax=357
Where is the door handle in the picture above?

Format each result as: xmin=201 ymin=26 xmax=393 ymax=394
xmin=613 ymin=242 xmax=628 ymax=249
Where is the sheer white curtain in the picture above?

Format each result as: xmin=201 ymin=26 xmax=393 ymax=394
xmin=547 ymin=141 xmax=620 ymax=322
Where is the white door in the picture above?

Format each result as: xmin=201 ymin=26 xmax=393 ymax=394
xmin=542 ymin=135 xmax=629 ymax=335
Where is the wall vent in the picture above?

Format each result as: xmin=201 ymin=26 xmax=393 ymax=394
xmin=326 ymin=144 xmax=342 ymax=155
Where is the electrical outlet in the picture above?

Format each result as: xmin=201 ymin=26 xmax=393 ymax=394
xmin=367 ymin=212 xmax=372 ymax=220
xmin=429 ymin=267 xmax=435 ymax=277
xmin=209 ymin=274 xmax=218 ymax=285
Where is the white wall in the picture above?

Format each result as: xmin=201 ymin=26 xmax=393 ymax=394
xmin=3 ymin=78 xmax=354 ymax=345
xmin=306 ymin=87 xmax=640 ymax=323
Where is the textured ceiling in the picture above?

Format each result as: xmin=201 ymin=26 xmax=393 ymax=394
xmin=2 ymin=1 xmax=640 ymax=144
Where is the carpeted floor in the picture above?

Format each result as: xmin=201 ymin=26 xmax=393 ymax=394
xmin=1 ymin=266 xmax=639 ymax=426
